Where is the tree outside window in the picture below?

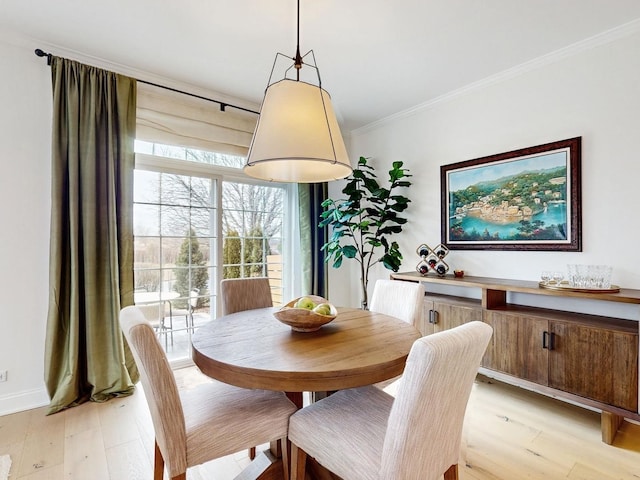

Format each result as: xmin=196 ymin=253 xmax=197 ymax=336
xmin=173 ymin=228 xmax=209 ymax=308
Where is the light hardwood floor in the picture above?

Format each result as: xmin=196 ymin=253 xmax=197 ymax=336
xmin=1 ymin=370 xmax=639 ymax=479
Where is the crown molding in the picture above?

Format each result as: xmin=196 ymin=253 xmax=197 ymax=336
xmin=352 ymin=18 xmax=640 ymax=137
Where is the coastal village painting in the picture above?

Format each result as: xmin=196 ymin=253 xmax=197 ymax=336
xmin=443 ymin=147 xmax=576 ymax=249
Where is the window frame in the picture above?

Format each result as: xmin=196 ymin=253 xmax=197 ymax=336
xmin=134 ymin=152 xmax=296 ymax=316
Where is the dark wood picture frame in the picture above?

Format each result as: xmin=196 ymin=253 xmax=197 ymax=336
xmin=441 ymin=137 xmax=582 ymax=251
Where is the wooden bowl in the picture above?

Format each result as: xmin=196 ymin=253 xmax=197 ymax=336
xmin=273 ymin=296 xmax=338 ymax=332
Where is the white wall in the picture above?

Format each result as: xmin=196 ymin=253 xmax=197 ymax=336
xmin=2 ymin=26 xmax=640 ymax=415
xmin=330 ymin=27 xmax=640 ymax=312
xmin=0 ymin=35 xmax=53 ymax=414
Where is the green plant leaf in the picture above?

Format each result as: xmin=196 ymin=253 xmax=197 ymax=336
xmin=390 ymin=203 xmax=410 ymax=214
xmin=382 ymin=254 xmax=402 ymax=272
xmin=342 ymin=245 xmax=357 ymax=258
xmin=351 ymin=170 xmax=366 ymax=180
xmin=378 ymin=225 xmax=404 ymax=235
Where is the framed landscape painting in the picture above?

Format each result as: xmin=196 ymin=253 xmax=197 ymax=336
xmin=441 ymin=137 xmax=582 ymax=251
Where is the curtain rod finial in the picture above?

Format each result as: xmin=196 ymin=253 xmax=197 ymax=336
xmin=34 ymin=48 xmax=52 ymax=65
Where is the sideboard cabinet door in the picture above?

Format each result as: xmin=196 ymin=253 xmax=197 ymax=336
xmin=422 ymin=294 xmax=482 ymax=336
xmin=482 ymin=308 xmax=548 ymax=385
xmin=549 ymin=321 xmax=638 ymax=411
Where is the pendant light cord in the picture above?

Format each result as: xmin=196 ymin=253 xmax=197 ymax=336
xmin=294 ymin=0 xmax=303 ymax=80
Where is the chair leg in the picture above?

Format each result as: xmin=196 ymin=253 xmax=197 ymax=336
xmin=249 ymin=446 xmax=256 ymax=460
xmin=280 ymin=438 xmax=289 ymax=480
xmin=164 ymin=300 xmax=174 ymax=346
xmin=444 ymin=464 xmax=459 ymax=480
xmin=186 ymin=310 xmax=195 ymax=332
xmin=166 ymin=314 xmax=174 ymax=346
xmin=154 ymin=441 xmax=165 ymax=480
xmin=290 ymin=442 xmax=307 ymax=480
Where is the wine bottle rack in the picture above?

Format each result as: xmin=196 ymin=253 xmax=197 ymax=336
xmin=416 ymin=243 xmax=449 ymax=276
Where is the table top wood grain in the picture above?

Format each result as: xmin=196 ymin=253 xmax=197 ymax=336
xmin=191 ymin=306 xmax=421 ymax=393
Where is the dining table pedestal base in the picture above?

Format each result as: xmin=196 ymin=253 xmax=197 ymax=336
xmin=238 ymin=450 xmax=340 ymax=480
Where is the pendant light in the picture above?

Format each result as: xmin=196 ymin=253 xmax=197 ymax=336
xmin=243 ymin=0 xmax=352 ymax=183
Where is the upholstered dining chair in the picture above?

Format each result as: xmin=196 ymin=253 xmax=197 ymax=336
xmin=220 ymin=276 xmax=274 ymax=459
xmin=220 ymin=277 xmax=273 ymax=315
xmin=288 ymin=321 xmax=493 ymax=480
xmin=369 ymin=279 xmax=425 ymax=391
xmin=369 ymin=279 xmax=424 ymax=326
xmin=120 ymin=306 xmax=297 ymax=480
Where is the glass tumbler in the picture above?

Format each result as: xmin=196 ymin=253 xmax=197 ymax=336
xmin=567 ymin=264 xmax=577 ymax=287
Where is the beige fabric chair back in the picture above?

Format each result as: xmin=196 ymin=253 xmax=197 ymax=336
xmin=380 ymin=321 xmax=493 ymax=479
xmin=220 ymin=277 xmax=272 ymax=315
xmin=369 ymin=279 xmax=424 ymax=325
xmin=120 ymin=306 xmax=188 ymax=476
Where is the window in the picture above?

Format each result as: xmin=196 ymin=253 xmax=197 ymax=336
xmin=133 ymin=142 xmax=292 ymax=364
xmin=222 ymin=181 xmax=285 ymax=305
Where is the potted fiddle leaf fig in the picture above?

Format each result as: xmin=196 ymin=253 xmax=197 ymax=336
xmin=320 ymin=157 xmax=412 ymax=309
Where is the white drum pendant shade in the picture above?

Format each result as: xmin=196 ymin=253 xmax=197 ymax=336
xmin=244 ymin=79 xmax=352 ymax=183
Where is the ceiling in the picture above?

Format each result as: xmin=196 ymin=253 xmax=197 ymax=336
xmin=3 ymin=1 xmax=640 ymax=131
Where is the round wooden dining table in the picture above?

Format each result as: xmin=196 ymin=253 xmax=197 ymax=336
xmin=191 ymin=306 xmax=420 ymax=479
xmin=191 ymin=306 xmax=421 ymax=407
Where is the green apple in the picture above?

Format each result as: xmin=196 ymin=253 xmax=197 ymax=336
xmin=294 ymin=296 xmax=316 ymax=310
xmin=312 ymin=303 xmax=332 ymax=316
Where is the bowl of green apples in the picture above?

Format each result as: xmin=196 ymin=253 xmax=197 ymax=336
xmin=274 ymin=295 xmax=338 ymax=332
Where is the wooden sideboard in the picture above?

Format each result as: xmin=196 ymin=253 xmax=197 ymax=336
xmin=390 ymin=271 xmax=640 ymax=444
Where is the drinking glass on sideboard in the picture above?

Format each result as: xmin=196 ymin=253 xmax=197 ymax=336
xmin=566 ymin=264 xmax=612 ymax=289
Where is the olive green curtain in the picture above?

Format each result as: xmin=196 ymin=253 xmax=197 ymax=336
xmin=298 ymin=182 xmax=328 ymax=298
xmin=44 ymin=56 xmax=139 ymax=414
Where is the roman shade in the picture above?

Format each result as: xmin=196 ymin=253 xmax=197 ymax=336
xmin=136 ymin=82 xmax=257 ymax=156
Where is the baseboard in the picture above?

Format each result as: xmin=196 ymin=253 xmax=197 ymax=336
xmin=0 ymin=387 xmax=49 ymax=416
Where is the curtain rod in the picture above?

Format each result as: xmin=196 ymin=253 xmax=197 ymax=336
xmin=34 ymin=48 xmax=260 ymax=115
